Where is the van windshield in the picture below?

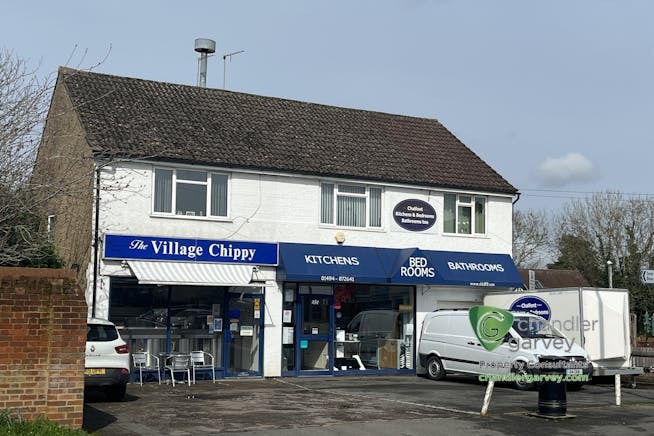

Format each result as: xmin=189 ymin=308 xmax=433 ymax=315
xmin=512 ymin=316 xmax=564 ymax=339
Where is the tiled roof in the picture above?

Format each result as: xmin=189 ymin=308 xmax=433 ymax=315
xmin=58 ymin=67 xmax=518 ymax=194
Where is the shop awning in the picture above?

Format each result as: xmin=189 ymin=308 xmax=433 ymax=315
xmin=277 ymin=243 xmax=389 ymax=283
xmin=128 ymin=261 xmax=258 ymax=287
xmin=277 ymin=243 xmax=523 ymax=288
xmin=389 ymin=249 xmax=523 ymax=288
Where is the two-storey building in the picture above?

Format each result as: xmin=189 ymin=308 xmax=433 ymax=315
xmin=36 ymin=67 xmax=523 ymax=379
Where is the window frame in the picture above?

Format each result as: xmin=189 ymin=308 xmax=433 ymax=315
xmin=320 ymin=182 xmax=383 ymax=229
xmin=443 ymin=193 xmax=487 ymax=235
xmin=152 ymin=166 xmax=230 ymax=219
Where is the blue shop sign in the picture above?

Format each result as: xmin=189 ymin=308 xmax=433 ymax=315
xmin=104 ymin=234 xmax=278 ymax=265
xmin=393 ymin=199 xmax=437 ymax=232
xmin=277 ymin=243 xmax=389 ymax=283
xmin=510 ymin=296 xmax=551 ymax=320
xmin=389 ymin=249 xmax=523 ymax=288
xmin=388 ymin=249 xmax=438 ymax=284
xmin=425 ymin=250 xmax=523 ymax=288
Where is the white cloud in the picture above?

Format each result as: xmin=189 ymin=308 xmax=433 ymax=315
xmin=533 ymin=152 xmax=598 ymax=187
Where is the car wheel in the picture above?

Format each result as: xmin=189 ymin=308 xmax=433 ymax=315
xmin=106 ymin=383 xmax=126 ymax=402
xmin=426 ymin=355 xmax=445 ymax=380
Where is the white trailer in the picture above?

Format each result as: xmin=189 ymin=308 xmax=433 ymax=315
xmin=484 ymin=287 xmax=642 ymax=377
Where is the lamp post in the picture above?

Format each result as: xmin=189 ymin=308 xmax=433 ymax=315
xmin=607 ymin=260 xmax=613 ymax=289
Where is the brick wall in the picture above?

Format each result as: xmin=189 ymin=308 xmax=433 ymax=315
xmin=33 ymin=78 xmax=95 ymax=289
xmin=0 ymin=267 xmax=86 ymax=429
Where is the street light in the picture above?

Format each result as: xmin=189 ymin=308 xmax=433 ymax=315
xmin=607 ymin=260 xmax=613 ymax=288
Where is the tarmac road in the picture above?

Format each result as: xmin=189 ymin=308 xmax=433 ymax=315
xmin=83 ymin=375 xmax=654 ymax=435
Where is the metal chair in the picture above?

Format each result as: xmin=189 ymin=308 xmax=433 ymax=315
xmin=132 ymin=351 xmax=161 ymax=385
xmin=164 ymin=354 xmax=191 ymax=387
xmin=190 ymin=351 xmax=216 ymax=383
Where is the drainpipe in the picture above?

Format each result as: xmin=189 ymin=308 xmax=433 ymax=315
xmin=512 ymin=192 xmax=521 ymax=205
xmin=91 ymin=165 xmax=100 ymax=319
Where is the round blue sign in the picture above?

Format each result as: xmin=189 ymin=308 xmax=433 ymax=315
xmin=393 ymin=199 xmax=437 ymax=232
xmin=509 ymin=296 xmax=551 ymax=320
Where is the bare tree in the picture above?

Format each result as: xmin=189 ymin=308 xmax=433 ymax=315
xmin=0 ymin=49 xmax=56 ymax=265
xmin=512 ymin=208 xmax=552 ymax=268
xmin=553 ymin=192 xmax=654 ymax=313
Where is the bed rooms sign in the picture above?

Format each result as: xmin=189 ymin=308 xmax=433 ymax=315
xmin=104 ymin=234 xmax=279 ymax=265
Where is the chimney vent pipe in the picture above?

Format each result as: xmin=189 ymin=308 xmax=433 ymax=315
xmin=195 ymin=38 xmax=216 ymax=87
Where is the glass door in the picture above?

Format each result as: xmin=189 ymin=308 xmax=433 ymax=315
xmin=297 ymin=294 xmax=333 ymax=375
xmin=225 ymin=293 xmax=263 ymax=377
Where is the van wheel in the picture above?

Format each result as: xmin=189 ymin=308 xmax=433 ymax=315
xmin=512 ymin=366 xmax=534 ymax=391
xmin=426 ymin=356 xmax=445 ymax=380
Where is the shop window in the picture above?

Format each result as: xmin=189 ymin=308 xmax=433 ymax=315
xmin=109 ymin=279 xmax=224 ymax=366
xmin=153 ymin=167 xmax=228 ymax=218
xmin=282 ymin=283 xmax=413 ymax=374
xmin=333 ymin=284 xmax=414 ymax=371
xmin=443 ymin=193 xmax=486 ymax=235
xmin=320 ymin=183 xmax=383 ymax=228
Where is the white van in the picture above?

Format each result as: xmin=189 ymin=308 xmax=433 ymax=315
xmin=417 ymin=309 xmax=592 ymax=390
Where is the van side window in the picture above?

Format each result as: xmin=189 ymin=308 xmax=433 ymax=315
xmin=425 ymin=316 xmax=448 ymax=334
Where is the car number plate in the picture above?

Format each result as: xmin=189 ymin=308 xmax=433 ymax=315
xmin=84 ymin=368 xmax=106 ymax=375
xmin=566 ymin=368 xmax=583 ymax=375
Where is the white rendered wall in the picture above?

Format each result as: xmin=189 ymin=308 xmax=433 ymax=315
xmin=263 ymin=281 xmax=283 ymax=377
xmin=95 ymin=161 xmax=514 ymax=255
xmin=90 ymin=161 xmax=516 ymax=376
xmin=415 ymin=286 xmax=485 ymax=346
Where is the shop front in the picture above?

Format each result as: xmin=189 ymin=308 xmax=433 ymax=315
xmin=277 ymin=242 xmax=524 ymax=377
xmin=103 ymin=234 xmax=278 ymax=378
xmin=277 ymin=243 xmax=416 ymax=376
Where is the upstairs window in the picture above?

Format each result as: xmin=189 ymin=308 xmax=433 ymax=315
xmin=320 ymin=183 xmax=382 ymax=228
xmin=153 ymin=168 xmax=228 ymax=218
xmin=443 ymin=193 xmax=486 ymax=234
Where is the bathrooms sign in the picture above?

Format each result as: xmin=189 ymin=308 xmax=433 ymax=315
xmin=104 ymin=234 xmax=278 ymax=265
xmin=393 ymin=199 xmax=436 ymax=231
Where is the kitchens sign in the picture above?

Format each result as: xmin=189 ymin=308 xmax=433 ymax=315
xmin=104 ymin=234 xmax=278 ymax=265
xmin=393 ymin=199 xmax=436 ymax=231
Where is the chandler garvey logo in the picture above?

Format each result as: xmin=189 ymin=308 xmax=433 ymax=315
xmin=469 ymin=306 xmax=514 ymax=351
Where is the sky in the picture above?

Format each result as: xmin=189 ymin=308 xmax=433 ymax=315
xmin=3 ymin=0 xmax=653 ymax=212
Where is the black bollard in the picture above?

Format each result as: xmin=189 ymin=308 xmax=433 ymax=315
xmin=537 ymin=357 xmax=567 ymax=417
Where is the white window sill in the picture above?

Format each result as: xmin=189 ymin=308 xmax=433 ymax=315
xmin=318 ymin=224 xmax=386 ymax=233
xmin=442 ymin=232 xmax=489 ymax=239
xmin=150 ymin=213 xmax=233 ymax=223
